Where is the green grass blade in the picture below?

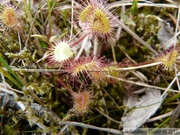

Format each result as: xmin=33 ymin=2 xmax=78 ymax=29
xmin=0 ymin=56 xmax=23 ymax=88
xmin=0 ymin=67 xmax=23 ymax=89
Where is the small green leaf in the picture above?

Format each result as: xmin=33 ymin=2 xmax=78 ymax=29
xmin=130 ymin=0 xmax=138 ymax=15
xmin=40 ymin=40 xmax=48 ymax=48
xmin=31 ymin=34 xmax=48 ymax=42
xmin=121 ymin=12 xmax=136 ymax=26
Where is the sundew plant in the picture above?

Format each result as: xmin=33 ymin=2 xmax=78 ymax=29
xmin=0 ymin=0 xmax=180 ymax=134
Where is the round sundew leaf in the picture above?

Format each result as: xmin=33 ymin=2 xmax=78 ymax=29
xmin=1 ymin=7 xmax=17 ymax=28
xmin=53 ymin=42 xmax=73 ymax=62
xmin=79 ymin=5 xmax=95 ymax=23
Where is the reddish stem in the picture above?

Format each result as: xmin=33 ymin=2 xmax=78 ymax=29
xmin=70 ymin=33 xmax=89 ymax=48
xmin=57 ymin=78 xmax=74 ymax=96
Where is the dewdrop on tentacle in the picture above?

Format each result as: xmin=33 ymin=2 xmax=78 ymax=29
xmin=65 ymin=56 xmax=107 ymax=82
xmin=47 ymin=41 xmax=74 ymax=65
xmin=72 ymin=91 xmax=92 ymax=114
xmin=79 ymin=5 xmax=95 ymax=23
xmin=158 ymin=48 xmax=178 ymax=70
xmin=57 ymin=78 xmax=92 ymax=114
xmin=78 ymin=0 xmax=117 ymax=38
xmin=90 ymin=9 xmax=111 ymax=37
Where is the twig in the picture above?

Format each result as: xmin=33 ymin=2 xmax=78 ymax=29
xmin=111 ymin=42 xmax=117 ymax=63
xmin=161 ymin=31 xmax=180 ymax=49
xmin=93 ymin=37 xmax=98 ymax=55
xmin=106 ymin=75 xmax=179 ymax=93
xmin=170 ymin=103 xmax=180 ymax=127
xmin=75 ymin=35 xmax=89 ymax=60
xmin=95 ymin=108 xmax=121 ymax=124
xmin=29 ymin=103 xmax=122 ymax=134
xmin=70 ymin=0 xmax=74 ymax=40
xmin=6 ymin=60 xmax=161 ymax=73
xmin=161 ymin=72 xmax=180 ymax=98
xmin=58 ymin=121 xmax=122 ymax=135
xmin=108 ymin=2 xmax=178 ymax=9
xmin=116 ymin=20 xmax=158 ymax=54
xmin=146 ymin=111 xmax=173 ymax=123
xmin=174 ymin=1 xmax=180 ymax=37
xmin=119 ymin=61 xmax=161 ymax=70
